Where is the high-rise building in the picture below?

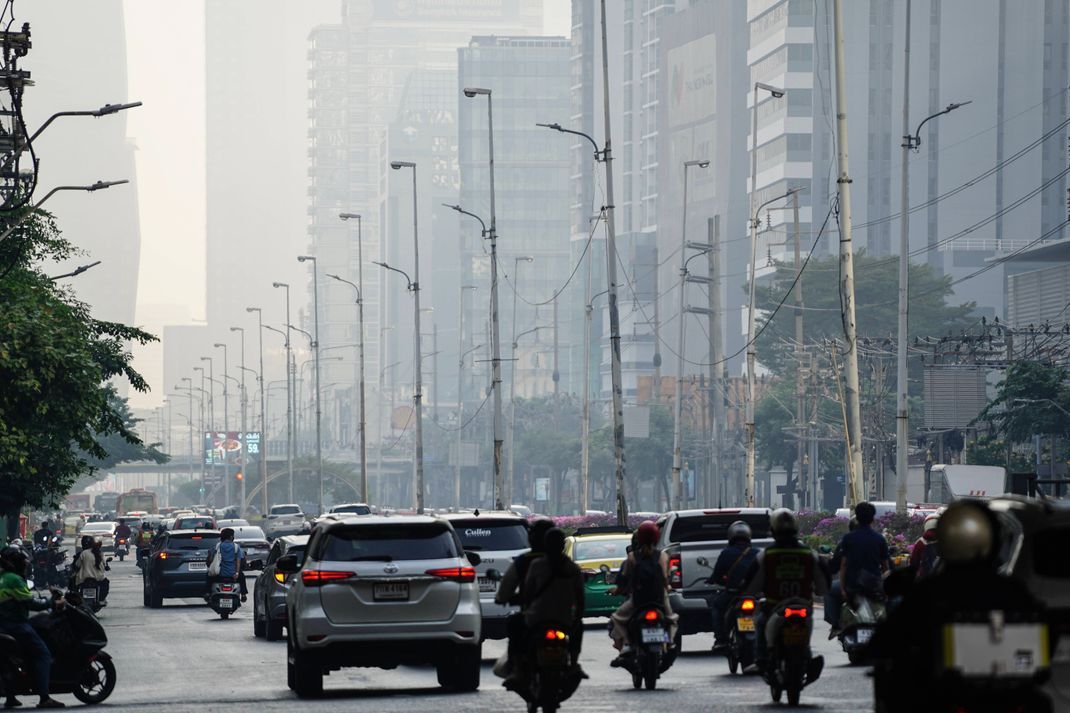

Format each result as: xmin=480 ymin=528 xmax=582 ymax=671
xmin=458 ymin=35 xmax=573 ymax=399
xmin=22 ymin=1 xmax=141 ymax=328
xmin=307 ymin=1 xmax=543 ymax=451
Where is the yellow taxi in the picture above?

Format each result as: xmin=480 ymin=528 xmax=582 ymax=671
xmin=564 ymin=527 xmax=633 ymax=616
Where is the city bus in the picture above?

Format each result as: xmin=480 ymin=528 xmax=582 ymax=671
xmin=116 ymin=488 xmax=158 ymax=516
xmin=94 ymin=491 xmax=121 ymax=514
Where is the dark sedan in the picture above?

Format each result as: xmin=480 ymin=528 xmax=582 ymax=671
xmin=142 ymin=529 xmax=221 ymax=607
xmin=232 ymin=525 xmax=270 ymax=571
xmin=252 ymin=534 xmax=308 ymax=640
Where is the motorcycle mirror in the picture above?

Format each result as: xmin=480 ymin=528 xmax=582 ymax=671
xmin=465 ymin=551 xmax=482 ymax=566
xmin=26 ymin=579 xmax=34 ymax=590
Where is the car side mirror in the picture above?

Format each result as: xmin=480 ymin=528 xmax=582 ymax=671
xmin=599 ymin=564 xmax=611 ymax=574
xmin=466 ymin=551 xmax=482 ymax=566
xmin=485 ymin=568 xmax=502 ymax=582
xmin=276 ymin=554 xmax=299 ymax=574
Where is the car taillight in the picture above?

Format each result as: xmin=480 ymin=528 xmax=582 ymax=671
xmin=642 ymin=609 xmax=660 ymax=622
xmin=543 ymin=629 xmax=567 ymax=641
xmin=274 ymin=571 xmax=287 ymax=584
xmin=784 ymin=607 xmax=808 ymax=619
xmin=426 ymin=566 xmax=476 ymax=583
xmin=301 ymin=569 xmax=353 ymax=586
xmin=668 ymin=555 xmax=682 ymax=589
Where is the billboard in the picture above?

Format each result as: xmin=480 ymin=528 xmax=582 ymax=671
xmin=203 ymin=431 xmax=262 ymax=467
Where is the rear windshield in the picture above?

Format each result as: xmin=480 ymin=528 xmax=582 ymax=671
xmin=666 ymin=513 xmax=771 ymax=543
xmin=1033 ymin=527 xmax=1070 ymax=578
xmin=451 ymin=519 xmax=528 ymax=551
xmin=178 ymin=517 xmax=214 ymax=529
xmin=272 ymin=506 xmax=301 ymax=515
xmin=574 ymin=537 xmax=631 ymax=561
xmin=234 ymin=527 xmax=266 ymax=541
xmin=331 ymin=504 xmax=371 ymax=515
xmin=167 ymin=534 xmax=220 ymax=551
xmin=318 ymin=524 xmax=459 ymax=562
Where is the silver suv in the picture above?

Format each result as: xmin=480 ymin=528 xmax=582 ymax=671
xmin=440 ymin=511 xmax=529 ymax=640
xmin=280 ymin=515 xmax=483 ymax=697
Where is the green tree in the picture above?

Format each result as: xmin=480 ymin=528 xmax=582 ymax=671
xmin=0 ymin=211 xmax=156 ymax=535
xmin=753 ymin=254 xmax=975 ymax=378
xmin=974 ymin=361 xmax=1070 ymax=443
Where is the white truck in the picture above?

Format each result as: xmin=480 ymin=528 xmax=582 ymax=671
xmin=263 ymin=504 xmax=310 ymax=539
xmin=927 ymin=464 xmax=1007 ymax=503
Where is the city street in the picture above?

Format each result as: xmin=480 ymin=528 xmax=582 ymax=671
xmin=83 ymin=556 xmax=874 ymax=712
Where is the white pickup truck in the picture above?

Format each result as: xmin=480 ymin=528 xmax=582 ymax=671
xmin=656 ymin=508 xmax=772 ymax=646
xmin=263 ymin=504 xmax=310 ymax=539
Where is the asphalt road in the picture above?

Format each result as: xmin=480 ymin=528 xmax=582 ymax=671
xmin=55 ymin=555 xmax=876 ymax=711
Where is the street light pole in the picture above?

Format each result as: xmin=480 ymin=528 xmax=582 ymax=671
xmin=328 ymin=264 xmax=368 ymax=504
xmin=456 ymin=284 xmax=478 ymax=508
xmin=671 ymin=159 xmax=709 ymax=510
xmin=192 ymin=367 xmax=208 ymax=499
xmin=746 ymin=81 xmax=786 ymax=507
xmin=247 ymin=307 xmax=269 ymax=515
xmin=297 ymin=255 xmax=324 ymax=515
xmin=507 ymin=255 xmax=533 ymax=503
xmin=199 ymin=356 xmax=218 ymax=503
xmin=179 ymin=378 xmax=196 ymax=487
xmin=272 ymin=282 xmax=295 ymax=502
xmin=389 ymin=160 xmax=424 ymax=513
xmin=463 ymin=87 xmax=507 ymax=511
xmin=213 ymin=343 xmax=231 ymax=506
xmin=230 ymin=327 xmax=248 ymax=513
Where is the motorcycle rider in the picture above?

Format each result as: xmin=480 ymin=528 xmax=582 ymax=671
xmin=743 ymin=508 xmax=828 ymax=673
xmin=610 ymin=521 xmax=677 ymax=665
xmin=71 ymin=539 xmax=109 ymax=604
xmin=206 ymin=528 xmax=246 ymax=600
xmin=823 ymin=516 xmax=857 ymax=631
xmin=908 ymin=512 xmax=940 ymax=579
xmin=0 ymin=546 xmax=66 ymax=708
xmin=868 ymin=500 xmax=1049 ymax=712
xmin=493 ymin=518 xmax=554 ymax=681
xmin=708 ymin=520 xmax=758 ymax=651
xmin=836 ymin=502 xmax=889 ymax=628
xmin=520 ymin=528 xmax=586 ymax=683
xmin=31 ymin=523 xmax=52 ymax=549
xmin=113 ymin=521 xmax=132 ymax=550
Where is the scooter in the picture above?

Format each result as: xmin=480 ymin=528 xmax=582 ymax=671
xmin=520 ymin=623 xmax=579 ymax=713
xmin=725 ymin=594 xmax=758 ymax=675
xmin=620 ymin=605 xmax=676 ymax=690
xmin=763 ymin=599 xmax=823 ymax=707
xmin=207 ymin=579 xmax=242 ymax=619
xmin=838 ymin=593 xmax=885 ymax=665
xmin=114 ymin=537 xmax=130 ymax=562
xmin=0 ymin=591 xmax=117 ymax=704
xmin=71 ymin=576 xmax=109 ymax=614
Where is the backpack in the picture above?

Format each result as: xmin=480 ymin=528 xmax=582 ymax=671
xmin=631 ymin=549 xmax=666 ymax=607
xmin=207 ymin=544 xmax=222 ymax=577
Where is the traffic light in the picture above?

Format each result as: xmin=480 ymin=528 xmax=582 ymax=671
xmin=235 ymin=471 xmax=243 ymax=481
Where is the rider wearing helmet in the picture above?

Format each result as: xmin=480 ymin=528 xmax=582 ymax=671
xmin=0 ymin=546 xmax=66 ymax=708
xmin=521 ymin=528 xmax=586 ymax=678
xmin=493 ymin=518 xmax=554 ymax=682
xmin=708 ymin=520 xmax=758 ymax=651
xmin=908 ymin=512 xmax=941 ymax=579
xmin=869 ymin=501 xmax=1047 ymax=712
xmin=609 ymin=521 xmax=677 ymax=664
xmin=743 ymin=509 xmax=828 ymax=672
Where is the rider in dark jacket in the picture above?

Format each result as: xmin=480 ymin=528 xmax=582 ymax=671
xmin=709 ymin=521 xmax=758 ymax=650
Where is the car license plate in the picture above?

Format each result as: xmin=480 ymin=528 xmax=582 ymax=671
xmin=536 ymin=646 xmax=569 ymax=667
xmin=641 ymin=627 xmax=668 ymax=644
xmin=374 ymin=581 xmax=409 ymax=601
xmin=219 ymin=598 xmax=233 ymax=609
xmin=736 ymin=617 xmax=755 ymax=632
xmin=477 ymin=577 xmax=496 ymax=593
xmin=82 ymin=589 xmax=96 ymax=600
xmin=188 ymin=561 xmax=207 ymax=572
xmin=856 ymin=627 xmax=873 ymax=644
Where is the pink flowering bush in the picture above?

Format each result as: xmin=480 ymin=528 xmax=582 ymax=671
xmin=544 ymin=513 xmax=657 ymax=535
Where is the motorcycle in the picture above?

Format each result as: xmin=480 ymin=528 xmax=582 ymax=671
xmin=207 ymin=579 xmax=242 ymax=619
xmin=725 ymin=593 xmax=758 ymax=674
xmin=31 ymin=539 xmax=68 ymax=589
xmin=620 ymin=606 xmax=676 ymax=690
xmin=763 ymin=599 xmax=823 ymax=707
xmin=114 ymin=538 xmax=129 ymax=562
xmin=71 ymin=575 xmax=109 ymax=614
xmin=838 ymin=593 xmax=885 ymax=665
xmin=519 ymin=624 xmax=579 ymax=713
xmin=0 ymin=593 xmax=117 ymax=704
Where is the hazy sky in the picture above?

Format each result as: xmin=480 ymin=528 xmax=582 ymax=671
xmin=118 ymin=1 xmax=570 ymax=408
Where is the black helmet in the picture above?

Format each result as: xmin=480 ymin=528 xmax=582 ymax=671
xmin=727 ymin=520 xmax=752 ymax=544
xmin=0 ymin=546 xmax=29 ymax=576
xmin=81 ymin=535 xmax=94 ymax=550
xmin=543 ymin=528 xmax=566 ymax=556
xmin=528 ymin=518 xmax=553 ymax=552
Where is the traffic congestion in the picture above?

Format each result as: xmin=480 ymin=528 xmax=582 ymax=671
xmin=1 ymin=490 xmax=1066 ymax=712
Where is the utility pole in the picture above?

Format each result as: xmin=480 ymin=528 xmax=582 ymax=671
xmin=456 ymin=285 xmax=477 ymax=508
xmin=833 ymin=0 xmax=864 ymax=506
xmin=600 ymin=0 xmax=629 ymax=526
xmin=273 ymin=282 xmax=295 ymax=502
xmin=297 ymin=255 xmax=323 ymax=515
xmin=231 ymin=328 xmax=248 ymax=514
xmin=896 ymin=0 xmax=913 ymax=515
xmin=581 ymin=229 xmax=595 ymax=514
xmin=707 ymin=217 xmax=723 ymax=507
xmin=247 ymin=308 xmax=269 ymax=515
xmin=792 ymin=192 xmax=805 ymax=509
xmin=507 ymin=255 xmax=533 ymax=503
